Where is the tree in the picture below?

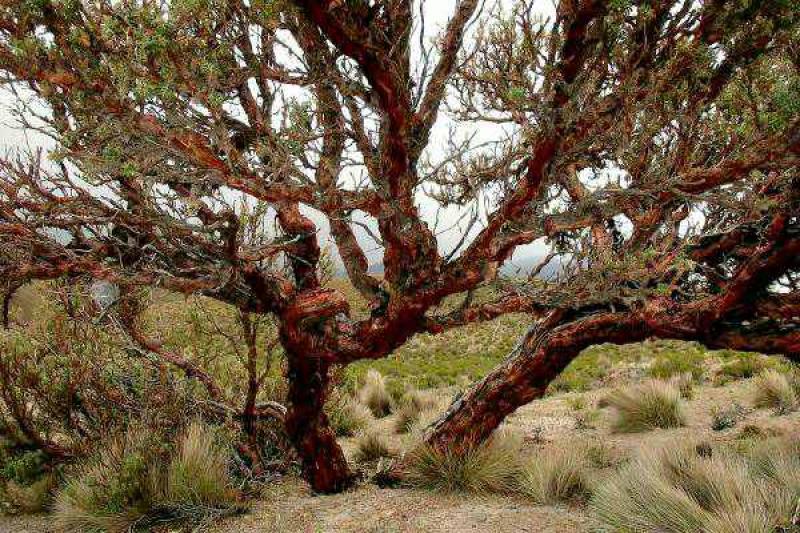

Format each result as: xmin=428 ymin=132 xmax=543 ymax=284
xmin=1 ymin=0 xmax=798 ymax=493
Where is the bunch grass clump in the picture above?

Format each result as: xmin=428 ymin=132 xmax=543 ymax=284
xmin=327 ymin=393 xmax=374 ymax=437
xmin=516 ymin=445 xmax=592 ymax=504
xmin=591 ymin=439 xmax=800 ymax=533
xmin=353 ymin=431 xmax=395 ymax=463
xmin=53 ymin=422 xmax=242 ymax=532
xmin=405 ymin=429 xmax=522 ymax=494
xmin=358 ymin=370 xmax=393 ymax=418
xmin=394 ymin=389 xmax=442 ymax=433
xmin=605 ymin=380 xmax=687 ymax=433
xmin=752 ymin=369 xmax=797 ymax=415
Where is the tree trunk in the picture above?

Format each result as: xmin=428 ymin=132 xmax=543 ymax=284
xmin=424 ymin=313 xmax=648 ymax=453
xmin=285 ymin=351 xmax=354 ymax=493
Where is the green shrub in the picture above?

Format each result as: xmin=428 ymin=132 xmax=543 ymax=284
xmin=516 ymin=446 xmax=592 ymax=504
xmin=710 ymin=403 xmax=745 ymax=432
xmin=405 ymin=429 xmax=521 ymax=494
xmin=752 ymin=370 xmax=797 ymax=415
xmin=358 ymin=370 xmax=393 ymax=418
xmin=718 ymin=354 xmax=767 ymax=381
xmin=327 ymin=394 xmax=373 ymax=437
xmin=648 ymin=352 xmax=703 ymax=381
xmin=605 ymin=380 xmax=687 ymax=433
xmin=53 ymin=422 xmax=242 ymax=532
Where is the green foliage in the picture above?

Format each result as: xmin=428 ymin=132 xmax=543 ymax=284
xmin=648 ymin=350 xmax=704 ymax=381
xmin=710 ymin=403 xmax=745 ymax=432
xmin=605 ymin=380 xmax=687 ymax=433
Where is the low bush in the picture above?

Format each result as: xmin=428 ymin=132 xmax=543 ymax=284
xmin=718 ymin=354 xmax=767 ymax=381
xmin=358 ymin=370 xmax=393 ymax=418
xmin=405 ymin=429 xmax=521 ymax=494
xmin=710 ymin=403 xmax=745 ymax=432
xmin=648 ymin=351 xmax=704 ymax=381
xmin=604 ymin=380 xmax=687 ymax=433
xmin=516 ymin=445 xmax=592 ymax=504
xmin=752 ymin=370 xmax=797 ymax=415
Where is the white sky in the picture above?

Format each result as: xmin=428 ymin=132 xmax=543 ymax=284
xmin=0 ymin=1 xmax=555 ymax=271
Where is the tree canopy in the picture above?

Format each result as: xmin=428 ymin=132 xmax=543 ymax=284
xmin=1 ymin=0 xmax=799 ymax=492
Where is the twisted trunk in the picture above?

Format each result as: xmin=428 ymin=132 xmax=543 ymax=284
xmin=424 ymin=313 xmax=648 ymax=453
xmin=285 ymin=350 xmax=354 ymax=493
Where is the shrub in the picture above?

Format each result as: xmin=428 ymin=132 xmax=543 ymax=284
xmin=718 ymin=354 xmax=767 ymax=381
xmin=394 ymin=389 xmax=441 ymax=433
xmin=516 ymin=446 xmax=592 ymax=504
xmin=752 ymin=370 xmax=797 ymax=415
xmin=327 ymin=394 xmax=373 ymax=437
xmin=53 ymin=422 xmax=241 ymax=532
xmin=647 ymin=351 xmax=703 ymax=381
xmin=353 ymin=431 xmax=395 ymax=463
xmin=710 ymin=403 xmax=745 ymax=432
xmin=405 ymin=429 xmax=521 ymax=494
xmin=591 ymin=440 xmax=800 ymax=533
xmin=358 ymin=370 xmax=393 ymax=418
xmin=605 ymin=380 xmax=687 ymax=433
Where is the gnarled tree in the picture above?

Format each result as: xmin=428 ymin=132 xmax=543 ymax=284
xmin=1 ymin=0 xmax=798 ymax=493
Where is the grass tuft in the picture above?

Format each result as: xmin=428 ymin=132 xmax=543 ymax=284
xmin=353 ymin=431 xmax=395 ymax=463
xmin=516 ymin=445 xmax=592 ymax=504
xmin=405 ymin=429 xmax=522 ymax=494
xmin=591 ymin=439 xmax=800 ymax=533
xmin=604 ymin=380 xmax=687 ymax=433
xmin=53 ymin=422 xmax=241 ymax=532
xmin=752 ymin=370 xmax=797 ymax=415
xmin=327 ymin=393 xmax=374 ymax=437
xmin=394 ymin=389 xmax=442 ymax=433
xmin=358 ymin=370 xmax=393 ymax=418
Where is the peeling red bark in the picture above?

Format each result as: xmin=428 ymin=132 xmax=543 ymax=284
xmin=284 ymin=351 xmax=354 ymax=493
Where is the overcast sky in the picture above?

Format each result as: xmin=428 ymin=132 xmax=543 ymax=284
xmin=0 ymin=1 xmax=555 ymax=271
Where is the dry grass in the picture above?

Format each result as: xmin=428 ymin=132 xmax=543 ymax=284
xmin=2 ymin=474 xmax=57 ymax=514
xmin=591 ymin=439 xmax=800 ymax=533
xmin=405 ymin=429 xmax=522 ymax=494
xmin=752 ymin=369 xmax=797 ymax=414
xmin=604 ymin=380 xmax=687 ymax=433
xmin=516 ymin=445 xmax=593 ymax=504
xmin=53 ymin=422 xmax=241 ymax=532
xmin=353 ymin=431 xmax=395 ymax=463
xmin=359 ymin=370 xmax=393 ymax=418
xmin=394 ymin=389 xmax=443 ymax=433
xmin=327 ymin=393 xmax=374 ymax=437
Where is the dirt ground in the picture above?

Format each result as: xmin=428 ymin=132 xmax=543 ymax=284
xmin=2 ymin=376 xmax=798 ymax=533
